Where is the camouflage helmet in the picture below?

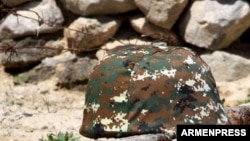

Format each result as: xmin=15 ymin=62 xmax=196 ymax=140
xmin=79 ymin=44 xmax=229 ymax=138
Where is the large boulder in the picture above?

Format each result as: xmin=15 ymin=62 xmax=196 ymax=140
xmin=64 ymin=16 xmax=121 ymax=52
xmin=179 ymin=0 xmax=250 ymax=50
xmin=135 ymin=0 xmax=188 ymax=29
xmin=0 ymin=0 xmax=64 ymax=40
xmin=61 ymin=0 xmax=137 ymax=16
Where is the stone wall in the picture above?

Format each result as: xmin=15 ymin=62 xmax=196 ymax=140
xmin=1 ymin=0 xmax=250 ymax=50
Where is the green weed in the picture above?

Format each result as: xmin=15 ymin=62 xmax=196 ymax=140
xmin=39 ymin=131 xmax=81 ymax=141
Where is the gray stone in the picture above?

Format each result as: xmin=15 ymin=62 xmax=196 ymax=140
xmin=201 ymin=51 xmax=250 ymax=82
xmin=0 ymin=0 xmax=64 ymax=40
xmin=1 ymin=0 xmax=34 ymax=7
xmin=55 ymin=54 xmax=98 ymax=90
xmin=15 ymin=51 xmax=98 ymax=91
xmin=15 ymin=52 xmax=74 ymax=84
xmin=60 ymin=0 xmax=137 ymax=16
xmin=225 ymin=105 xmax=250 ymax=125
xmin=135 ymin=0 xmax=188 ymax=29
xmin=64 ymin=16 xmax=121 ymax=52
xmin=179 ymin=0 xmax=250 ymax=50
xmin=0 ymin=37 xmax=62 ymax=69
xmin=130 ymin=15 xmax=184 ymax=46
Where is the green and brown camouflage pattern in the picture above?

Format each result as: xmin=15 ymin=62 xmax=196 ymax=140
xmin=79 ymin=44 xmax=229 ymax=138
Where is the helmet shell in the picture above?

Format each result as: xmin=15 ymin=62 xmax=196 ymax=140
xmin=80 ymin=45 xmax=228 ymax=138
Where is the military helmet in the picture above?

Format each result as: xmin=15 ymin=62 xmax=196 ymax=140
xmin=79 ymin=44 xmax=228 ymax=138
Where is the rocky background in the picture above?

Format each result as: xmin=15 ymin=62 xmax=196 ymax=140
xmin=0 ymin=0 xmax=250 ymax=141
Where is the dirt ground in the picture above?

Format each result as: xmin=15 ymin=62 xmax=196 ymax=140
xmin=0 ymin=65 xmax=94 ymax=141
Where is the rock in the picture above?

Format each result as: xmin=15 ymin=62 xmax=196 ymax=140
xmin=64 ymin=16 xmax=121 ymax=52
xmin=0 ymin=0 xmax=64 ymax=40
xmin=16 ymin=63 xmax=56 ymax=85
xmin=96 ymin=39 xmax=152 ymax=61
xmin=42 ymin=51 xmax=77 ymax=68
xmin=216 ymin=74 xmax=250 ymax=107
xmin=96 ymin=134 xmax=171 ymax=141
xmin=179 ymin=0 xmax=250 ymax=50
xmin=1 ymin=0 xmax=34 ymax=7
xmin=130 ymin=15 xmax=184 ymax=46
xmin=60 ymin=0 xmax=137 ymax=16
xmin=201 ymin=51 xmax=250 ymax=82
xmin=80 ymin=44 xmax=228 ymax=138
xmin=96 ymin=23 xmax=153 ymax=61
xmin=56 ymin=53 xmax=98 ymax=90
xmin=15 ymin=51 xmax=98 ymax=91
xmin=225 ymin=105 xmax=250 ymax=125
xmin=0 ymin=37 xmax=62 ymax=70
xmin=135 ymin=0 xmax=188 ymax=29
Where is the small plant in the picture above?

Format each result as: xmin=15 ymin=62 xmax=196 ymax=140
xmin=13 ymin=74 xmax=22 ymax=85
xmin=39 ymin=131 xmax=81 ymax=141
